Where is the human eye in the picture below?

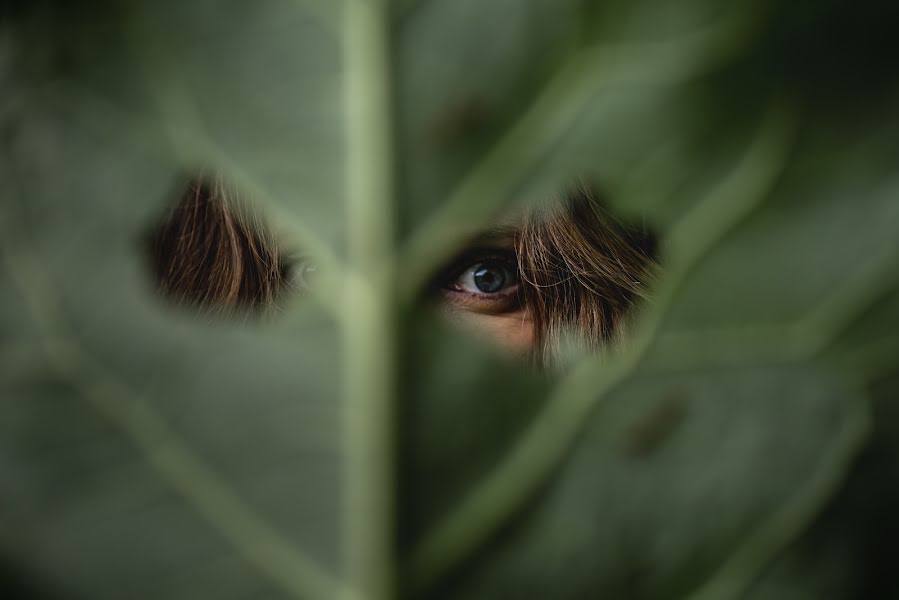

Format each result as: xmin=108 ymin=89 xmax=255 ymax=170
xmin=285 ymin=254 xmax=318 ymax=292
xmin=438 ymin=249 xmax=522 ymax=314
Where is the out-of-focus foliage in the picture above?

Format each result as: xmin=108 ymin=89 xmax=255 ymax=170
xmin=1 ymin=0 xmax=898 ymax=599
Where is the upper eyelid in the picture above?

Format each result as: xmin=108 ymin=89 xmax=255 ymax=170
xmin=439 ymin=248 xmax=518 ymax=283
xmin=448 ymin=245 xmax=517 ymax=266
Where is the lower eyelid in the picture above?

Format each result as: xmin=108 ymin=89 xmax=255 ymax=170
xmin=446 ymin=282 xmax=519 ymax=297
xmin=440 ymin=285 xmax=522 ymax=313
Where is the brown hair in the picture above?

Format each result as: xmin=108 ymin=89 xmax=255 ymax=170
xmin=150 ymin=176 xmax=289 ymax=315
xmin=518 ymin=183 xmax=657 ymax=363
xmin=150 ymin=178 xmax=657 ymax=359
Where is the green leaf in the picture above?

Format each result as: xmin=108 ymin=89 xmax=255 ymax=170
xmin=3 ymin=1 xmax=899 ymax=599
xmin=1 ymin=93 xmax=344 ymax=599
xmin=413 ymin=365 xmax=866 ymax=599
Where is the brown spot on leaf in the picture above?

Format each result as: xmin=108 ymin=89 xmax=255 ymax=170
xmin=427 ymin=96 xmax=490 ymax=148
xmin=624 ymin=394 xmax=688 ymax=458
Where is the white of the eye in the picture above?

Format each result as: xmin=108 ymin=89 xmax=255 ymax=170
xmin=457 ymin=265 xmax=480 ymax=292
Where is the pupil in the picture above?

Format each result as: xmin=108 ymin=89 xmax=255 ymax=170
xmin=473 ymin=264 xmax=506 ymax=293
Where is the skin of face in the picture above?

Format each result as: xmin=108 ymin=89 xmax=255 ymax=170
xmin=440 ymin=302 xmax=535 ymax=357
xmin=434 ymin=220 xmax=536 ymax=357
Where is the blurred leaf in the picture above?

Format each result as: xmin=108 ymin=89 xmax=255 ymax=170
xmin=0 ymin=94 xmax=344 ymax=599
xmin=399 ymin=317 xmax=552 ymax=544
xmin=2 ymin=1 xmax=899 ymax=600
xmin=419 ymin=365 xmax=867 ymax=599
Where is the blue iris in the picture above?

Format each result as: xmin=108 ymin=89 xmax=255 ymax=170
xmin=473 ymin=263 xmax=507 ymax=293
